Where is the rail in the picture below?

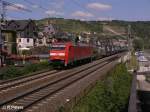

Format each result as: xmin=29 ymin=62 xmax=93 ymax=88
xmin=0 ymin=54 xmax=121 ymax=112
xmin=128 ymin=70 xmax=137 ymax=112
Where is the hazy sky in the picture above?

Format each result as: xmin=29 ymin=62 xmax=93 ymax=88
xmin=4 ymin=0 xmax=150 ymax=21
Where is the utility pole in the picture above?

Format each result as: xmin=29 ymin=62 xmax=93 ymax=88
xmin=128 ymin=24 xmax=132 ymax=52
xmin=0 ymin=20 xmax=2 ymax=67
xmin=0 ymin=1 xmax=3 ymax=67
xmin=127 ymin=24 xmax=132 ymax=65
xmin=0 ymin=0 xmax=31 ymax=67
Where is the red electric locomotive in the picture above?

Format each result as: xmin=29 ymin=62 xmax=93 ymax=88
xmin=49 ymin=42 xmax=93 ymax=66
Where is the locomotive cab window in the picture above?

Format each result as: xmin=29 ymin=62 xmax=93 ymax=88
xmin=51 ymin=45 xmax=66 ymax=50
xmin=51 ymin=47 xmax=65 ymax=50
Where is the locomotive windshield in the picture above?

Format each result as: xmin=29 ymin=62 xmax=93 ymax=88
xmin=51 ymin=45 xmax=65 ymax=50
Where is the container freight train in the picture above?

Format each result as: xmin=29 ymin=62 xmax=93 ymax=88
xmin=49 ymin=42 xmax=94 ymax=67
xmin=49 ymin=41 xmax=127 ymax=67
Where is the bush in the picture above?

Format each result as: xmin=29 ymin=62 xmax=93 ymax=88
xmin=0 ymin=61 xmax=51 ymax=80
xmin=0 ymin=66 xmax=23 ymax=79
xmin=72 ymin=63 xmax=132 ymax=112
xmin=23 ymin=61 xmax=50 ymax=74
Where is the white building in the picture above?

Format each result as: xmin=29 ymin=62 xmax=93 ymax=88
xmin=36 ymin=32 xmax=48 ymax=46
xmin=6 ymin=20 xmax=38 ymax=50
xmin=36 ymin=24 xmax=59 ymax=47
xmin=17 ymin=38 xmax=34 ymax=48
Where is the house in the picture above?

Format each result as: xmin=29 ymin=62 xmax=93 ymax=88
xmin=1 ymin=22 xmax=17 ymax=54
xmin=1 ymin=30 xmax=17 ymax=54
xmin=43 ymin=24 xmax=56 ymax=35
xmin=43 ymin=20 xmax=60 ymax=35
xmin=0 ymin=19 xmax=38 ymax=66
xmin=36 ymin=23 xmax=60 ymax=46
xmin=6 ymin=19 xmax=38 ymax=50
xmin=0 ymin=22 xmax=17 ymax=66
xmin=36 ymin=32 xmax=50 ymax=46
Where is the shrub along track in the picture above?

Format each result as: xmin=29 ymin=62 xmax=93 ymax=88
xmin=0 ymin=53 xmax=124 ymax=112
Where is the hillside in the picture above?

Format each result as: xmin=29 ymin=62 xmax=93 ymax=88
xmin=106 ymin=20 xmax=150 ymax=49
xmin=35 ymin=18 xmax=150 ymax=49
xmin=36 ymin=18 xmax=103 ymax=33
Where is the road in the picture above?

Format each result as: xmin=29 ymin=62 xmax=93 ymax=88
xmin=137 ymin=51 xmax=150 ymax=90
xmin=136 ymin=50 xmax=150 ymax=112
xmin=137 ymin=51 xmax=150 ymax=73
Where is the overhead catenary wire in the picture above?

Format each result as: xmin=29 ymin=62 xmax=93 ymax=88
xmin=23 ymin=0 xmax=55 ymax=18
xmin=23 ymin=0 xmax=94 ymax=19
xmin=0 ymin=0 xmax=32 ymax=12
xmin=6 ymin=14 xmax=24 ymax=20
xmin=0 ymin=0 xmax=32 ymax=21
xmin=71 ymin=0 xmax=94 ymax=15
xmin=23 ymin=0 xmax=68 ymax=21
xmin=23 ymin=0 xmax=48 ymax=11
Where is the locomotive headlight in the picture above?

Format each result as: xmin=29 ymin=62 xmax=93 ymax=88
xmin=50 ymin=53 xmax=65 ymax=56
xmin=50 ymin=53 xmax=56 ymax=56
xmin=58 ymin=53 xmax=65 ymax=56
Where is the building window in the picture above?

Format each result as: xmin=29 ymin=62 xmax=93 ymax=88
xmin=2 ymin=35 xmax=6 ymax=41
xmin=4 ymin=46 xmax=7 ymax=50
xmin=27 ymin=38 xmax=30 ymax=43
xmin=39 ymin=40 xmax=43 ymax=44
xmin=19 ymin=39 xmax=21 ymax=42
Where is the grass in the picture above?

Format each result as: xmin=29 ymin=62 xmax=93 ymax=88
xmin=146 ymin=76 xmax=150 ymax=83
xmin=127 ymin=52 xmax=138 ymax=70
xmin=0 ymin=61 xmax=52 ymax=80
xmin=71 ymin=63 xmax=132 ymax=112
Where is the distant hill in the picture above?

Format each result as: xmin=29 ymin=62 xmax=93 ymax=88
xmin=35 ymin=18 xmax=150 ymax=49
xmin=105 ymin=20 xmax=150 ymax=49
xmin=36 ymin=18 xmax=103 ymax=33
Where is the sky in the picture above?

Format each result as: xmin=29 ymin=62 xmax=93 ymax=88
xmin=3 ymin=0 xmax=150 ymax=21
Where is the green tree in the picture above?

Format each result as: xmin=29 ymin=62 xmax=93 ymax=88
xmin=133 ymin=38 xmax=144 ymax=50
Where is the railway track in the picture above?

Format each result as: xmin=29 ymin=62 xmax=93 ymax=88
xmin=0 ymin=68 xmax=57 ymax=85
xmin=0 ymin=53 xmax=123 ymax=112
xmin=0 ymin=70 xmax=59 ymax=90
